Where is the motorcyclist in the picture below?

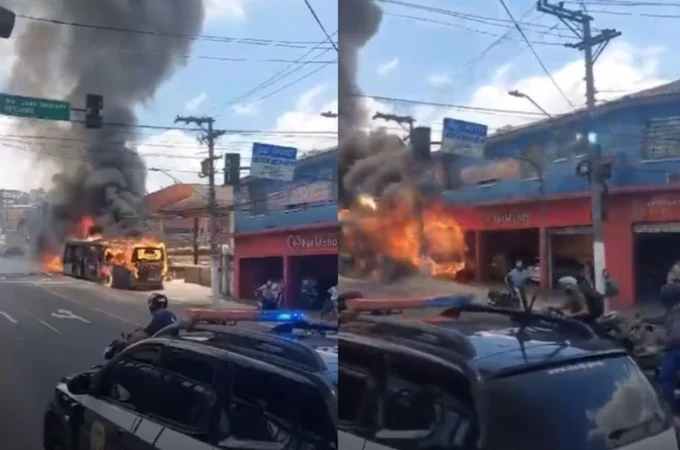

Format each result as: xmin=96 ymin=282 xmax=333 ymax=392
xmin=556 ymin=276 xmax=607 ymax=338
xmin=127 ymin=293 xmax=178 ymax=344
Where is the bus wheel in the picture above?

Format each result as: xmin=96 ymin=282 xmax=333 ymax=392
xmin=103 ymin=273 xmax=113 ymax=288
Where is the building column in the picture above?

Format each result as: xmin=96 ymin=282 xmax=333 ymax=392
xmin=539 ymin=227 xmax=549 ymax=289
xmin=475 ymin=231 xmax=488 ymax=282
xmin=283 ymin=256 xmax=295 ymax=309
xmin=233 ymin=257 xmax=241 ymax=299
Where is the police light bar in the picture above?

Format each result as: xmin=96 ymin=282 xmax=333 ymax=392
xmin=346 ymin=294 xmax=475 ymax=313
xmin=186 ymin=308 xmax=307 ymax=323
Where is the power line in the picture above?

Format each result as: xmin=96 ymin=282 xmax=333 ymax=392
xmin=16 ymin=13 xmax=337 ymax=50
xmin=210 ymin=33 xmax=336 ymax=116
xmin=8 ymin=31 xmax=336 ymax=65
xmin=499 ymin=0 xmax=576 ymax=109
xmin=359 ymin=94 xmax=548 ymax=117
xmin=302 ymin=0 xmax=338 ymax=52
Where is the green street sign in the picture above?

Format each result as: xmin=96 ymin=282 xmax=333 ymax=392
xmin=0 ymin=94 xmax=71 ymax=121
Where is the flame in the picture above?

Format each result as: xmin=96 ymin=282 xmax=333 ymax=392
xmin=340 ymin=193 xmax=466 ymax=278
xmin=39 ymin=215 xmax=168 ymax=282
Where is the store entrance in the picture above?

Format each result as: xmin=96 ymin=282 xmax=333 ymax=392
xmin=634 ymin=223 xmax=680 ymax=303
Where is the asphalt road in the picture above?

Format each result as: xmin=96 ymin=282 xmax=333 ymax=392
xmin=0 ymin=260 xmax=240 ymax=450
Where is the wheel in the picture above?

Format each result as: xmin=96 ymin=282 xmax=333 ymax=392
xmin=43 ymin=420 xmax=66 ymax=450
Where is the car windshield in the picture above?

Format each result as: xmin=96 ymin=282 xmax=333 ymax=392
xmin=483 ymin=356 xmax=671 ymax=450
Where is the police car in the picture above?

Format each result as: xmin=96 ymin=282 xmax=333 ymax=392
xmin=43 ymin=309 xmax=337 ymax=450
xmin=338 ymin=296 xmax=678 ymax=450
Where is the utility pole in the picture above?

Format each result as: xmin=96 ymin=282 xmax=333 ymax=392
xmin=175 ymin=115 xmax=225 ymax=305
xmin=537 ymin=1 xmax=620 ymax=299
xmin=373 ymin=112 xmax=415 ymax=135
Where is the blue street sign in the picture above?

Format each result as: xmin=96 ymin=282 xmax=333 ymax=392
xmin=442 ymin=118 xmax=488 ymax=157
xmin=250 ymin=143 xmax=298 ymax=181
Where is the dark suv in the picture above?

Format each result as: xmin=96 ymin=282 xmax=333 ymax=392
xmin=339 ymin=298 xmax=677 ymax=450
xmin=43 ymin=319 xmax=337 ymax=450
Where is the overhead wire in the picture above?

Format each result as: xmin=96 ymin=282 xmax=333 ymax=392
xmin=498 ymin=0 xmax=576 ymax=108
xmin=302 ymin=0 xmax=338 ymax=52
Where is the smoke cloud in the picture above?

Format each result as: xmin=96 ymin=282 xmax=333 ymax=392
xmin=338 ymin=0 xmax=427 ymax=207
xmin=3 ymin=0 xmax=205 ymax=254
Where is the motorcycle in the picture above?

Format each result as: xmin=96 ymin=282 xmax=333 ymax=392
xmin=487 ymin=287 xmax=523 ymax=309
xmin=104 ymin=332 xmax=131 ymax=360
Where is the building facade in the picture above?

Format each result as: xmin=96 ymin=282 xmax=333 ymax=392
xmin=233 ymin=148 xmax=338 ymax=307
xmin=441 ymin=80 xmax=680 ymax=307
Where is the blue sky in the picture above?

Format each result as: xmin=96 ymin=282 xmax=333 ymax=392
xmin=0 ymin=0 xmax=339 ymax=192
xmin=0 ymin=0 xmax=678 ymax=192
xmin=357 ymin=0 xmax=680 ymax=141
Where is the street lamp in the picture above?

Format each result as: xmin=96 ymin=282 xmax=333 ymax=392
xmin=0 ymin=7 xmax=15 ymax=39
xmin=320 ymin=111 xmax=337 ymax=118
xmin=508 ymin=90 xmax=553 ymax=119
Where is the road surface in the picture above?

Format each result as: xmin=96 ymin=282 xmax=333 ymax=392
xmin=0 ymin=259 xmax=248 ymax=450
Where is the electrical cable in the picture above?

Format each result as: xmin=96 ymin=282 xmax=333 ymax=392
xmin=302 ymin=0 xmax=338 ymax=52
xmin=498 ymin=0 xmax=576 ymax=109
xmin=15 ymin=13 xmax=337 ymax=49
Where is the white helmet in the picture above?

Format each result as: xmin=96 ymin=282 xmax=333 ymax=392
xmin=558 ymin=276 xmax=578 ymax=289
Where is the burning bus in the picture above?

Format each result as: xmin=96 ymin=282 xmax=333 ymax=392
xmin=61 ymin=237 xmax=168 ymax=290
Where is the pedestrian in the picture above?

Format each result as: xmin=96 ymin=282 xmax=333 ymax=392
xmin=505 ymin=260 xmax=529 ymax=309
xmin=642 ymin=305 xmax=680 ymax=416
xmin=602 ymin=269 xmax=619 ymax=309
xmin=583 ymin=261 xmax=595 ymax=288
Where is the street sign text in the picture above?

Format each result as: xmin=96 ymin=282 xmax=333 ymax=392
xmin=0 ymin=94 xmax=71 ymax=121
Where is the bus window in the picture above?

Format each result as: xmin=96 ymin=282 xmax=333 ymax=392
xmin=133 ymin=248 xmax=163 ymax=262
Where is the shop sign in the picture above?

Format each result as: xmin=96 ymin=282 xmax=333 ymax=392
xmin=287 ymin=234 xmax=338 ymax=249
xmin=487 ymin=211 xmax=530 ymax=225
xmin=633 ymin=195 xmax=680 ymax=222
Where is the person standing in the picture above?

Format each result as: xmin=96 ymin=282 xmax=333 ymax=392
xmin=505 ymin=260 xmax=529 ymax=309
xmin=602 ymin=269 xmax=619 ymax=312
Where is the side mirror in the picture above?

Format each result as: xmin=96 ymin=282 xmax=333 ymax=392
xmin=67 ymin=373 xmax=91 ymax=395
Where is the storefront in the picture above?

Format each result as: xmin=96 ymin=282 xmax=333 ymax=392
xmin=449 ymin=189 xmax=680 ymax=306
xmin=233 ymin=223 xmax=338 ymax=308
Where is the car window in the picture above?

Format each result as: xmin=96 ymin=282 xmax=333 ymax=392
xmin=339 ymin=342 xmax=479 ymax=449
xmin=99 ymin=344 xmax=164 ymax=415
xmin=484 ymin=356 xmax=671 ymax=450
xmin=154 ymin=349 xmax=218 ymax=431
xmin=217 ymin=365 xmax=334 ymax=449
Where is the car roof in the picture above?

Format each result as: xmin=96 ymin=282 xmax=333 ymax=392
xmin=341 ymin=307 xmax=623 ymax=378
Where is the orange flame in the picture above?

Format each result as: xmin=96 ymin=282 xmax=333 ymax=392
xmin=340 ymin=193 xmax=466 ymax=278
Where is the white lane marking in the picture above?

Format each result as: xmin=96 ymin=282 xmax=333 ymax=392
xmin=51 ymin=309 xmax=92 ymax=323
xmin=0 ymin=311 xmax=17 ymax=323
xmin=31 ymin=283 xmax=140 ymax=327
xmin=24 ymin=310 xmax=61 ymax=334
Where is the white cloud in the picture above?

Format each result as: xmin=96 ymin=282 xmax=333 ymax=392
xmin=184 ymin=92 xmax=207 ymax=112
xmin=427 ymin=74 xmax=453 ymax=88
xmin=412 ymin=42 xmax=670 ymax=138
xmin=203 ymin=0 xmax=246 ymax=20
xmin=377 ymin=58 xmax=399 ymax=77
xmin=232 ymin=102 xmax=260 ymax=117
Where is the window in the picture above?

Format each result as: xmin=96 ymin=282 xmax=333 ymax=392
xmin=98 ymin=345 xmax=163 ymax=415
xmin=641 ymin=116 xmax=680 ymax=160
xmin=218 ymin=366 xmax=335 ymax=449
xmin=338 ymin=342 xmax=479 ymax=450
xmin=154 ymin=350 xmax=217 ymax=430
xmin=484 ymin=356 xmax=670 ymax=450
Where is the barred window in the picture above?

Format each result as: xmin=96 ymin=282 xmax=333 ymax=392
xmin=641 ymin=116 xmax=680 ymax=160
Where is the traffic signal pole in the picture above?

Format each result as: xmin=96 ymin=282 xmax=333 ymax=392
xmin=537 ymin=1 xmax=620 ymax=301
xmin=175 ymin=115 xmax=225 ymax=306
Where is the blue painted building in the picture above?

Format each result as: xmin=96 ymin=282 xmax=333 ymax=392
xmin=438 ymin=80 xmax=680 ymax=305
xmin=232 ymin=148 xmax=338 ymax=305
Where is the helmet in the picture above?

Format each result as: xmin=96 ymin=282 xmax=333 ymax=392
xmin=558 ymin=276 xmax=578 ymax=289
xmin=147 ymin=293 xmax=168 ymax=312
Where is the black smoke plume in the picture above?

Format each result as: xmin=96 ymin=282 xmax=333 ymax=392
xmin=1 ymin=0 xmax=205 ymax=255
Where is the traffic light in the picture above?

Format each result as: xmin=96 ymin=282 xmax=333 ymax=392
xmin=85 ymin=94 xmax=103 ymax=129
xmin=0 ymin=6 xmax=15 ymax=39
xmin=411 ymin=126 xmax=431 ymax=161
xmin=224 ymin=153 xmax=241 ymax=187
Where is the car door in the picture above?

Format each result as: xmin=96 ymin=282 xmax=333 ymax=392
xmin=80 ymin=343 xmax=165 ymax=450
xmin=127 ymin=345 xmax=220 ymax=450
